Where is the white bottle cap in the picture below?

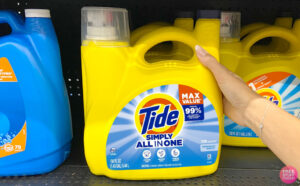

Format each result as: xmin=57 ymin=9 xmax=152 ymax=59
xmin=25 ymin=9 xmax=51 ymax=18
xmin=81 ymin=7 xmax=130 ymax=44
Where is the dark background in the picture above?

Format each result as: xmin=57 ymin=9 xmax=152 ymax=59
xmin=0 ymin=0 xmax=297 ymax=168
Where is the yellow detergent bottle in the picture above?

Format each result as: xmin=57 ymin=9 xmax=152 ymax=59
xmin=131 ymin=11 xmax=195 ymax=60
xmin=240 ymin=12 xmax=293 ymax=53
xmin=240 ymin=23 xmax=269 ymax=38
xmin=130 ymin=22 xmax=170 ymax=45
xmin=131 ymin=10 xmax=195 ymax=44
xmin=221 ymin=24 xmax=300 ymax=147
xmin=270 ymin=12 xmax=293 ymax=52
xmin=173 ymin=11 xmax=195 ymax=59
xmin=240 ymin=12 xmax=293 ymax=38
xmin=131 ymin=22 xmax=172 ymax=61
xmin=221 ymin=12 xmax=293 ymax=71
xmin=174 ymin=11 xmax=194 ymax=31
xmin=220 ymin=11 xmax=241 ymax=72
xmin=81 ymin=7 xmax=223 ymax=180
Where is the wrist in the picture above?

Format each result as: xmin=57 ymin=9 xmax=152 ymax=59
xmin=243 ymin=98 xmax=271 ymax=135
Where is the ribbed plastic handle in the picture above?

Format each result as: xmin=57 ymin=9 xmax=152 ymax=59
xmin=134 ymin=26 xmax=199 ymax=66
xmin=240 ymin=23 xmax=270 ymax=38
xmin=0 ymin=11 xmax=24 ymax=34
xmin=242 ymin=26 xmax=300 ymax=54
xmin=130 ymin=22 xmax=171 ymax=45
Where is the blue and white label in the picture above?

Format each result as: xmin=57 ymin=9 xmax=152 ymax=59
xmin=225 ymin=72 xmax=300 ymax=138
xmin=106 ymin=84 xmax=220 ymax=170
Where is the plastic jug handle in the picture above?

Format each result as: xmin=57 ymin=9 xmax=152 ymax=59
xmin=242 ymin=26 xmax=300 ymax=54
xmin=240 ymin=23 xmax=270 ymax=38
xmin=0 ymin=11 xmax=24 ymax=34
xmin=131 ymin=22 xmax=171 ymax=45
xmin=133 ymin=26 xmax=199 ymax=67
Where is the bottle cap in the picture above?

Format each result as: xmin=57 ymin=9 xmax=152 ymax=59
xmin=197 ymin=10 xmax=220 ymax=19
xmin=220 ymin=11 xmax=241 ymax=42
xmin=81 ymin=7 xmax=130 ymax=43
xmin=25 ymin=9 xmax=51 ymax=18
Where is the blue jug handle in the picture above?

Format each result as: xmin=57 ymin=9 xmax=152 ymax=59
xmin=0 ymin=10 xmax=24 ymax=34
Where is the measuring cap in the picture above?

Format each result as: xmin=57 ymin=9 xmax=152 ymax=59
xmin=220 ymin=11 xmax=241 ymax=42
xmin=81 ymin=7 xmax=130 ymax=42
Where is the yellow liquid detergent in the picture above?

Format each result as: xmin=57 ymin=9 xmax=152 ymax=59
xmin=220 ymin=23 xmax=300 ymax=147
xmin=81 ymin=7 xmax=223 ymax=180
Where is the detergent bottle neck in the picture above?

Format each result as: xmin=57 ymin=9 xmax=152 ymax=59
xmin=194 ymin=10 xmax=220 ymax=58
xmin=24 ymin=9 xmax=65 ymax=93
xmin=194 ymin=18 xmax=220 ymax=60
xmin=293 ymin=19 xmax=300 ymax=38
xmin=274 ymin=17 xmax=293 ymax=28
xmin=174 ymin=18 xmax=194 ymax=31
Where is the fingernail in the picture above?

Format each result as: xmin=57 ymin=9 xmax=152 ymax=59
xmin=195 ymin=45 xmax=208 ymax=57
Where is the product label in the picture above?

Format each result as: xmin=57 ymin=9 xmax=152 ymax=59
xmin=225 ymin=72 xmax=300 ymax=137
xmin=0 ymin=57 xmax=26 ymax=158
xmin=106 ymin=84 xmax=219 ymax=170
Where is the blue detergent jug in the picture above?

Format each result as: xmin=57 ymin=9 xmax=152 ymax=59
xmin=0 ymin=9 xmax=72 ymax=176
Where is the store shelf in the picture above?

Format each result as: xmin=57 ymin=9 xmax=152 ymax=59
xmin=0 ymin=165 xmax=295 ymax=186
xmin=1 ymin=0 xmax=300 ymax=185
xmin=1 ymin=147 xmax=298 ymax=186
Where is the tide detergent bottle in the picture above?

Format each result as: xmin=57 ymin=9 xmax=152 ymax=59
xmin=131 ymin=22 xmax=172 ymax=61
xmin=173 ymin=11 xmax=195 ymax=59
xmin=220 ymin=11 xmax=241 ymax=72
xmin=270 ymin=12 xmax=293 ymax=52
xmin=131 ymin=22 xmax=170 ymax=45
xmin=141 ymin=10 xmax=219 ymax=63
xmin=174 ymin=11 xmax=194 ymax=31
xmin=0 ymin=9 xmax=72 ymax=175
xmin=131 ymin=10 xmax=195 ymax=45
xmin=221 ymin=12 xmax=293 ymax=72
xmin=221 ymin=24 xmax=300 ymax=147
xmin=173 ymin=10 xmax=222 ymax=62
xmin=240 ymin=12 xmax=293 ymax=53
xmin=131 ymin=11 xmax=194 ymax=60
xmin=81 ymin=7 xmax=223 ymax=180
xmin=241 ymin=12 xmax=293 ymax=38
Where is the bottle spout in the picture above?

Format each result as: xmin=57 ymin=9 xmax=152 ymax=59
xmin=293 ymin=20 xmax=300 ymax=38
xmin=274 ymin=12 xmax=293 ymax=29
xmin=174 ymin=11 xmax=195 ymax=31
xmin=194 ymin=10 xmax=221 ymax=59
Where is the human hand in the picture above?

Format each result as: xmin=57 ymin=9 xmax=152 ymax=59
xmin=195 ymin=45 xmax=262 ymax=127
xmin=196 ymin=46 xmax=300 ymax=176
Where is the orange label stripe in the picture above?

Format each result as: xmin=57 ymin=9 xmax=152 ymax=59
xmin=0 ymin=57 xmax=17 ymax=82
xmin=247 ymin=72 xmax=291 ymax=90
xmin=0 ymin=122 xmax=27 ymax=158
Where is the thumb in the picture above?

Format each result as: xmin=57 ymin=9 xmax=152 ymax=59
xmin=195 ymin=45 xmax=219 ymax=70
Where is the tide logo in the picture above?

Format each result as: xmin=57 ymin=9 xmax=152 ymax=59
xmin=256 ymin=88 xmax=282 ymax=107
xmin=135 ymin=94 xmax=184 ymax=138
